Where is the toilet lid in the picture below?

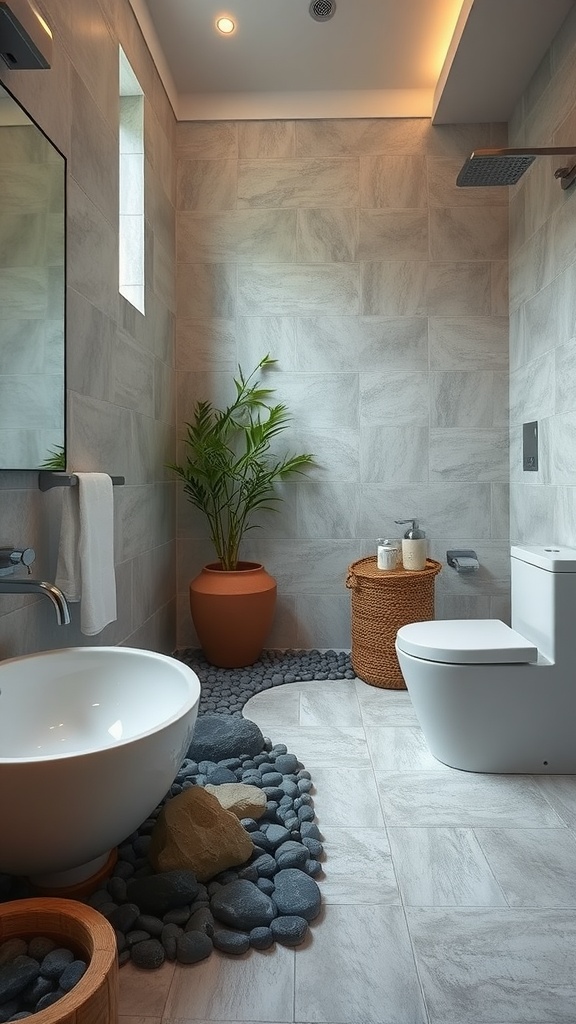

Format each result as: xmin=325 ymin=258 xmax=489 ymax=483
xmin=396 ymin=619 xmax=538 ymax=664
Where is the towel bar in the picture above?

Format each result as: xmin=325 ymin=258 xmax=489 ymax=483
xmin=38 ymin=472 xmax=125 ymax=491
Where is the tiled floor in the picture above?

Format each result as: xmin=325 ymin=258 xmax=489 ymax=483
xmin=118 ymin=678 xmax=576 ymax=1024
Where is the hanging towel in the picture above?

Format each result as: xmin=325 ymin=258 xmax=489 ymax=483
xmin=55 ymin=472 xmax=117 ymax=636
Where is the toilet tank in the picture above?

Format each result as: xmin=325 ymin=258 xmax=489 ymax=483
xmin=511 ymin=545 xmax=576 ymax=663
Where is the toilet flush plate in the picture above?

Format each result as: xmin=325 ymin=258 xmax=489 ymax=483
xmin=395 ymin=619 xmax=538 ymax=664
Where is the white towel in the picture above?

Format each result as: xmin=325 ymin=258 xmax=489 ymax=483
xmin=55 ymin=472 xmax=117 ymax=636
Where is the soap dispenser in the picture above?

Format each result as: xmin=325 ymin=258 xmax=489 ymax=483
xmin=395 ymin=519 xmax=427 ymax=571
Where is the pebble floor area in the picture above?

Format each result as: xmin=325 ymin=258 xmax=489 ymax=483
xmin=176 ymin=649 xmax=356 ymax=716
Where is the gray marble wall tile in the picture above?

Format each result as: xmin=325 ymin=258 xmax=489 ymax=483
xmin=509 ymin=353 xmax=555 ymax=425
xmin=286 ymin=426 xmax=360 ymax=482
xmin=70 ymin=68 xmax=117 ymax=229
xmin=237 ymin=316 xmax=297 ymax=370
xmin=296 ymin=481 xmax=360 ymax=539
xmin=424 ymin=122 xmax=495 ymax=158
xmin=361 ymin=260 xmax=428 ymax=315
xmin=550 ymin=413 xmax=576 ymax=485
xmin=296 ymin=118 xmax=430 ymax=157
xmin=360 ymin=425 xmax=429 ymax=484
xmin=358 ymin=482 xmax=493 ymax=540
xmin=294 ymin=904 xmax=427 ymax=1024
xmin=244 ymin=538 xmax=359 ymax=595
xmin=237 ymin=263 xmax=360 ymax=316
xmin=429 ymin=428 xmax=509 ymax=482
xmin=430 ymin=372 xmax=497 ymax=428
xmin=67 ymin=179 xmax=119 ymax=320
xmin=237 ymin=158 xmax=358 ymax=208
xmin=112 ymin=331 xmax=154 ymax=415
xmin=430 ymin=207 xmax=508 ymax=262
xmin=178 ymin=209 xmax=296 ymax=263
xmin=296 ymin=208 xmax=358 ymax=262
xmin=176 ymin=318 xmax=237 ymax=372
xmin=177 ymin=159 xmax=237 ymax=211
xmin=556 ymin=339 xmax=576 ymax=415
xmin=320 ymin=826 xmax=399 ymax=903
xmin=427 ymin=262 xmax=492 ymax=315
xmin=426 ymin=317 xmax=506 ymax=374
xmin=389 ymin=827 xmax=507 ymax=906
xmin=296 ymin=315 xmax=428 ymax=371
xmin=491 ymin=260 xmax=510 ymax=316
xmin=436 ymin=594 xmax=492 ymax=619
xmin=492 ymin=483 xmax=511 ymax=540
xmin=358 ymin=209 xmax=428 ymax=261
xmin=554 ymin=485 xmax=576 ymax=547
xmin=360 ymin=155 xmax=427 ymax=208
xmin=427 ymin=157 xmax=508 ymax=208
xmin=360 ymin=371 xmax=430 ymax=425
xmin=177 ymin=263 xmax=236 ymax=319
xmin=176 ymin=120 xmax=237 ymax=159
xmin=510 ymin=482 xmax=557 ymax=545
xmin=238 ymin=120 xmax=296 ymax=158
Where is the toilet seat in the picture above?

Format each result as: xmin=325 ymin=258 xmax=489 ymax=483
xmin=396 ymin=619 xmax=538 ymax=664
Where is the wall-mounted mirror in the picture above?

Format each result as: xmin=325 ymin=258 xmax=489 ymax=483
xmin=0 ymin=81 xmax=65 ymax=470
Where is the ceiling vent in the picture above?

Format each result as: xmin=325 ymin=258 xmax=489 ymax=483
xmin=309 ymin=0 xmax=336 ymax=22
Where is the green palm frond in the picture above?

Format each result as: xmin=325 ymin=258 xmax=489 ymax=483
xmin=168 ymin=355 xmax=316 ymax=570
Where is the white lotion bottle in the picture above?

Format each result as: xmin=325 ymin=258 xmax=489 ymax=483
xmin=395 ymin=518 xmax=427 ymax=571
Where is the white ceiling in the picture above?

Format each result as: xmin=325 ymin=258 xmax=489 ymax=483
xmin=129 ymin=0 xmax=576 ymax=122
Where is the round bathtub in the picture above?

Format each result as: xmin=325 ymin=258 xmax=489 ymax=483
xmin=0 ymin=646 xmax=201 ymax=885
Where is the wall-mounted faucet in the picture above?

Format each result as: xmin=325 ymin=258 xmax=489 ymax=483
xmin=0 ymin=547 xmax=71 ymax=625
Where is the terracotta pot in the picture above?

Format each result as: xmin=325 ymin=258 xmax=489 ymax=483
xmin=189 ymin=561 xmax=277 ymax=668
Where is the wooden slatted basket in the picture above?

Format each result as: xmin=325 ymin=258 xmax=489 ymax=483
xmin=346 ymin=556 xmax=442 ymax=688
xmin=0 ymin=898 xmax=118 ymax=1024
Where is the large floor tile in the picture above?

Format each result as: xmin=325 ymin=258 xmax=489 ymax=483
xmin=118 ymin=962 xmax=175 ymax=1018
xmin=365 ymin=726 xmax=448 ymax=771
xmin=474 ymin=828 xmax=576 ymax=907
xmin=320 ymin=827 xmax=400 ymax=904
xmin=294 ymin=904 xmax=427 ymax=1023
xmin=375 ymin=772 xmax=567 ymax=827
xmin=299 ymin=680 xmax=362 ymax=727
xmin=355 ymin=681 xmax=420 ymax=727
xmin=388 ymin=827 xmax=507 ymax=907
xmin=119 ymin=1018 xmax=161 ymax=1024
xmin=311 ymin=767 xmax=384 ymax=826
xmin=531 ymin=776 xmax=576 ymax=828
xmin=407 ymin=908 xmax=576 ymax=1023
xmin=269 ymin=727 xmax=371 ymax=768
xmin=163 ymin=946 xmax=295 ymax=1022
xmin=243 ymin=685 xmax=301 ymax=730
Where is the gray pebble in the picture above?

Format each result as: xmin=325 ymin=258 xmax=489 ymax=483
xmin=249 ymin=927 xmax=274 ymax=950
xmin=213 ymin=930 xmax=250 ymax=954
xmin=59 ymin=960 xmax=87 ymax=992
xmin=0 ymin=941 xmax=27 ymax=966
xmin=185 ymin=908 xmax=215 ymax=937
xmin=176 ymin=932 xmax=213 ymax=964
xmin=135 ymin=915 xmax=164 ymax=937
xmin=39 ymin=949 xmax=74 ymax=981
xmin=270 ymin=915 xmax=309 ymax=946
xmin=130 ymin=939 xmax=165 ymax=970
xmin=35 ymin=990 xmax=64 ymax=1012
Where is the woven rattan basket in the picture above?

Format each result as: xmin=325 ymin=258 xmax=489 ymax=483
xmin=346 ymin=556 xmax=442 ymax=689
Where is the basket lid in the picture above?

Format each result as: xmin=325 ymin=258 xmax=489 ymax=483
xmin=347 ymin=556 xmax=442 ymax=586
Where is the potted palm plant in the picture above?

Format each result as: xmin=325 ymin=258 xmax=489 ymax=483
xmin=169 ymin=355 xmax=315 ymax=667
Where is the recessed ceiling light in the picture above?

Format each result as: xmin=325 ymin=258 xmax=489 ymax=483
xmin=216 ymin=16 xmax=235 ymax=34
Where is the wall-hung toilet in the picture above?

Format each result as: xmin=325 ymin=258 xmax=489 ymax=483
xmin=395 ymin=545 xmax=576 ymax=773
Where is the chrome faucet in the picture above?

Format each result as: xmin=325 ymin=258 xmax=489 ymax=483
xmin=0 ymin=578 xmax=71 ymax=625
xmin=0 ymin=547 xmax=71 ymax=625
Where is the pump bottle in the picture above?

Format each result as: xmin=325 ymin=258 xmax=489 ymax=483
xmin=395 ymin=519 xmax=427 ymax=571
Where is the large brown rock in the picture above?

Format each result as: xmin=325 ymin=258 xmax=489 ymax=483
xmin=205 ymin=782 xmax=266 ymax=820
xmin=149 ymin=787 xmax=254 ymax=882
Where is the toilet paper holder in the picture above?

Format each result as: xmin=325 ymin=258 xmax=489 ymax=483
xmin=447 ymin=549 xmax=480 ymax=573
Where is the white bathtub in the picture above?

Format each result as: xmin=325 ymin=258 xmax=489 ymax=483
xmin=0 ymin=646 xmax=201 ymax=885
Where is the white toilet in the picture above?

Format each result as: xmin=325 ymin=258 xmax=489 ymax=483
xmin=395 ymin=545 xmax=576 ymax=773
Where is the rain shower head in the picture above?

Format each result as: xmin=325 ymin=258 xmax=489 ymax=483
xmin=456 ymin=147 xmax=576 ymax=190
